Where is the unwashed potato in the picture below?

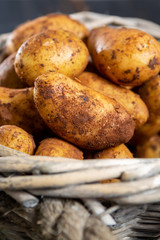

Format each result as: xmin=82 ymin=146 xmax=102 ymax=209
xmin=14 ymin=30 xmax=89 ymax=86
xmin=94 ymin=144 xmax=133 ymax=159
xmin=6 ymin=13 xmax=89 ymax=54
xmin=35 ymin=137 xmax=83 ymax=160
xmin=93 ymin=144 xmax=132 ymax=185
xmin=135 ymin=135 xmax=160 ymax=158
xmin=34 ymin=72 xmax=135 ymax=150
xmin=0 ymin=53 xmax=26 ymax=88
xmin=0 ymin=87 xmax=46 ymax=139
xmin=93 ymin=144 xmax=132 ymax=184
xmin=78 ymin=72 xmax=149 ymax=128
xmin=131 ymin=113 xmax=160 ymax=144
xmin=131 ymin=76 xmax=160 ymax=144
xmin=138 ymin=75 xmax=160 ymax=116
xmin=0 ymin=125 xmax=35 ymax=154
xmin=88 ymin=26 xmax=160 ymax=87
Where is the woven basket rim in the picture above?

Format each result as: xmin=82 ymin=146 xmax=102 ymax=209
xmin=0 ymin=144 xmax=160 ymax=205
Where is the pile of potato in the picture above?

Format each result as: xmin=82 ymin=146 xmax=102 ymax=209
xmin=0 ymin=13 xmax=160 ymax=159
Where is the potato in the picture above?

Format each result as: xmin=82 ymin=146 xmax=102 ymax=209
xmin=34 ymin=72 xmax=135 ymax=150
xmin=94 ymin=143 xmax=132 ymax=184
xmin=0 ymin=87 xmax=46 ymax=139
xmin=138 ymin=75 xmax=160 ymax=116
xmin=14 ymin=30 xmax=89 ymax=86
xmin=88 ymin=26 xmax=160 ymax=87
xmin=6 ymin=13 xmax=89 ymax=54
xmin=94 ymin=144 xmax=133 ymax=159
xmin=131 ymin=113 xmax=160 ymax=144
xmin=35 ymin=137 xmax=83 ymax=159
xmin=0 ymin=53 xmax=26 ymax=88
xmin=93 ymin=144 xmax=132 ymax=184
xmin=135 ymin=135 xmax=160 ymax=158
xmin=131 ymin=75 xmax=160 ymax=144
xmin=78 ymin=72 xmax=149 ymax=128
xmin=0 ymin=125 xmax=35 ymax=154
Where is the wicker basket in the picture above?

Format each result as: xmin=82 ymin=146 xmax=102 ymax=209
xmin=0 ymin=11 xmax=160 ymax=240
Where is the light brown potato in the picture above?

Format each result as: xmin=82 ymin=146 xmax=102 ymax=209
xmin=0 ymin=125 xmax=35 ymax=154
xmin=0 ymin=87 xmax=46 ymax=139
xmin=34 ymin=72 xmax=135 ymax=150
xmin=93 ymin=144 xmax=132 ymax=184
xmin=135 ymin=135 xmax=160 ymax=158
xmin=78 ymin=72 xmax=149 ymax=128
xmin=14 ymin=30 xmax=89 ymax=86
xmin=88 ymin=26 xmax=160 ymax=87
xmin=131 ymin=76 xmax=160 ymax=144
xmin=131 ymin=113 xmax=160 ymax=144
xmin=0 ymin=53 xmax=26 ymax=88
xmin=94 ymin=144 xmax=133 ymax=159
xmin=6 ymin=13 xmax=89 ymax=54
xmin=138 ymin=75 xmax=160 ymax=116
xmin=35 ymin=138 xmax=83 ymax=160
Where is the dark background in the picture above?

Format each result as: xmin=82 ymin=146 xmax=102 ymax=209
xmin=1 ymin=0 xmax=160 ymax=34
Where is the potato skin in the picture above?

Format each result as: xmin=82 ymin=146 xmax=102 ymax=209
xmin=94 ymin=144 xmax=132 ymax=184
xmin=88 ymin=26 xmax=160 ymax=87
xmin=14 ymin=30 xmax=89 ymax=86
xmin=34 ymin=72 xmax=135 ymax=150
xmin=138 ymin=75 xmax=160 ymax=116
xmin=0 ymin=125 xmax=35 ymax=154
xmin=35 ymin=138 xmax=83 ymax=159
xmin=131 ymin=113 xmax=160 ymax=145
xmin=94 ymin=144 xmax=133 ymax=159
xmin=6 ymin=13 xmax=89 ymax=54
xmin=78 ymin=72 xmax=149 ymax=128
xmin=0 ymin=87 xmax=46 ymax=138
xmin=131 ymin=76 xmax=160 ymax=144
xmin=0 ymin=53 xmax=26 ymax=88
xmin=135 ymin=135 xmax=160 ymax=158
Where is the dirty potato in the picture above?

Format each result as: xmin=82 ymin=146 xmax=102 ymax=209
xmin=94 ymin=144 xmax=133 ymax=159
xmin=135 ymin=135 xmax=160 ymax=158
xmin=0 ymin=125 xmax=35 ymax=154
xmin=35 ymin=137 xmax=83 ymax=159
xmin=0 ymin=87 xmax=46 ymax=139
xmin=138 ymin=75 xmax=160 ymax=116
xmin=93 ymin=144 xmax=133 ymax=184
xmin=34 ymin=72 xmax=135 ymax=150
xmin=14 ymin=30 xmax=89 ymax=86
xmin=132 ymin=76 xmax=160 ymax=144
xmin=0 ymin=53 xmax=26 ymax=88
xmin=78 ymin=72 xmax=149 ymax=128
xmin=88 ymin=26 xmax=160 ymax=87
xmin=131 ymin=113 xmax=160 ymax=145
xmin=6 ymin=13 xmax=89 ymax=54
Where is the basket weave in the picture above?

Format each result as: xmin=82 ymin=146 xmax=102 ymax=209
xmin=1 ymin=11 xmax=160 ymax=240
